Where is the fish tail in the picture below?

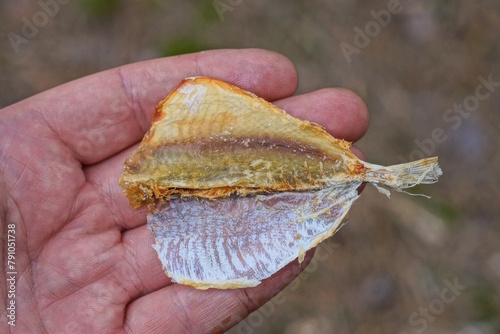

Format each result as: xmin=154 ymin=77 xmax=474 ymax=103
xmin=362 ymin=157 xmax=442 ymax=197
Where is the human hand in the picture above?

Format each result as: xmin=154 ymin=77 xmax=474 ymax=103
xmin=0 ymin=49 xmax=368 ymax=333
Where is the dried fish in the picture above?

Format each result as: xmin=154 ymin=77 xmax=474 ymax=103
xmin=119 ymin=77 xmax=442 ymax=289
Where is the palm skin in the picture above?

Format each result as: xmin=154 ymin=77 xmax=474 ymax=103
xmin=0 ymin=49 xmax=368 ymax=333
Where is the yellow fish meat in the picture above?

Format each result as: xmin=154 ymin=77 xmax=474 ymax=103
xmin=119 ymin=77 xmax=442 ymax=289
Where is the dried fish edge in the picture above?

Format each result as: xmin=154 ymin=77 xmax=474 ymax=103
xmin=119 ymin=76 xmax=357 ymax=208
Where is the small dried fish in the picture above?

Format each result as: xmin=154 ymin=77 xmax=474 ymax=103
xmin=119 ymin=77 xmax=442 ymax=289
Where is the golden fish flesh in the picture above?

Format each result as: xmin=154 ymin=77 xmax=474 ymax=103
xmin=119 ymin=77 xmax=442 ymax=289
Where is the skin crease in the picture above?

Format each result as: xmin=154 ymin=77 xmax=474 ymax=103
xmin=0 ymin=49 xmax=368 ymax=333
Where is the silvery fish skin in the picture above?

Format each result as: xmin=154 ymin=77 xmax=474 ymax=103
xmin=119 ymin=77 xmax=442 ymax=289
xmin=148 ymin=185 xmax=359 ymax=289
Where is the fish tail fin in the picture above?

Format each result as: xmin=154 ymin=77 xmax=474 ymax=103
xmin=363 ymin=157 xmax=442 ymax=197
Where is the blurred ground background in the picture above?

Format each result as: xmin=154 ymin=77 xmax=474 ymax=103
xmin=1 ymin=0 xmax=499 ymax=333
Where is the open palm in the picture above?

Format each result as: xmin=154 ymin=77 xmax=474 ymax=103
xmin=0 ymin=49 xmax=368 ymax=333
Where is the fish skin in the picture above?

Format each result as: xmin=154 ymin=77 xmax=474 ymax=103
xmin=119 ymin=77 xmax=363 ymax=208
xmin=119 ymin=77 xmax=442 ymax=289
xmin=147 ymin=183 xmax=361 ymax=289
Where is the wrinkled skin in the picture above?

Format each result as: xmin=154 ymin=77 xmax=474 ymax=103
xmin=0 ymin=49 xmax=368 ymax=333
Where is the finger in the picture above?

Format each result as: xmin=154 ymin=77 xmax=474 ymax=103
xmin=8 ymin=49 xmax=298 ymax=165
xmin=351 ymin=146 xmax=365 ymax=160
xmin=83 ymin=149 xmax=147 ymax=230
xmin=118 ymin=225 xmax=173 ymax=295
xmin=123 ymin=250 xmax=315 ymax=333
xmin=84 ymin=88 xmax=370 ymax=231
xmin=274 ymin=88 xmax=369 ymax=142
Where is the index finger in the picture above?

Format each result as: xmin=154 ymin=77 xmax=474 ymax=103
xmin=7 ymin=49 xmax=298 ymax=164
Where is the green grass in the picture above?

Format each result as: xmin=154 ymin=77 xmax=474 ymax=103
xmin=159 ymin=37 xmax=212 ymax=57
xmin=79 ymin=0 xmax=120 ymax=17
xmin=407 ymin=191 xmax=462 ymax=229
xmin=197 ymin=1 xmax=220 ymax=23
xmin=470 ymin=285 xmax=500 ymax=321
